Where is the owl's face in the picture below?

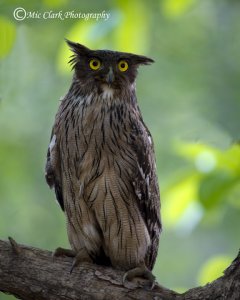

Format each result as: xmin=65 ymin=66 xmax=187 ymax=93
xmin=66 ymin=40 xmax=154 ymax=93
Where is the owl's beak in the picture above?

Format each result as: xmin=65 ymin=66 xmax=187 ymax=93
xmin=106 ymin=67 xmax=115 ymax=84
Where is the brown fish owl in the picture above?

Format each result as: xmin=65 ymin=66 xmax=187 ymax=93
xmin=45 ymin=40 xmax=161 ymax=287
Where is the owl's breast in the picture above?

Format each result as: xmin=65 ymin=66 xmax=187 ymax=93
xmin=58 ymin=96 xmax=140 ymax=192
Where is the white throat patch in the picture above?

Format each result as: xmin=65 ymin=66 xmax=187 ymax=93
xmin=102 ymin=85 xmax=114 ymax=99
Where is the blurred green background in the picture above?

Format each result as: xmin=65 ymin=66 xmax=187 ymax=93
xmin=0 ymin=0 xmax=240 ymax=298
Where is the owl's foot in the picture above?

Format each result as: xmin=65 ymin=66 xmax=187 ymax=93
xmin=70 ymin=248 xmax=93 ymax=273
xmin=123 ymin=264 xmax=156 ymax=290
xmin=53 ymin=247 xmax=76 ymax=258
xmin=53 ymin=247 xmax=92 ymax=274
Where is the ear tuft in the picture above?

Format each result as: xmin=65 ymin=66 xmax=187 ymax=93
xmin=133 ymin=54 xmax=154 ymax=66
xmin=65 ymin=39 xmax=90 ymax=69
xmin=65 ymin=39 xmax=90 ymax=55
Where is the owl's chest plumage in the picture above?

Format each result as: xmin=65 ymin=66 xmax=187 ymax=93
xmin=57 ymin=92 xmax=136 ymax=181
xmin=53 ymin=91 xmax=151 ymax=268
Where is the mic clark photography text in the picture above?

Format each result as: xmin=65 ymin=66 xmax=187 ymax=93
xmin=13 ymin=7 xmax=110 ymax=21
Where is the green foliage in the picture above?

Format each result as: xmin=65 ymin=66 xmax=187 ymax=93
xmin=162 ymin=172 xmax=199 ymax=227
xmin=0 ymin=0 xmax=240 ymax=298
xmin=0 ymin=16 xmax=16 ymax=58
xmin=43 ymin=0 xmax=69 ymax=8
xmin=174 ymin=143 xmax=240 ymax=211
xmin=162 ymin=0 xmax=196 ymax=17
xmin=197 ymin=255 xmax=232 ymax=285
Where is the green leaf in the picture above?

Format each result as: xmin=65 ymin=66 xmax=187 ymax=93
xmin=0 ymin=16 xmax=16 ymax=59
xmin=162 ymin=173 xmax=199 ymax=226
xmin=198 ymin=255 xmax=232 ymax=285
xmin=113 ymin=0 xmax=150 ymax=53
xmin=161 ymin=0 xmax=196 ymax=17
xmin=198 ymin=171 xmax=239 ymax=209
xmin=227 ymin=181 xmax=240 ymax=209
xmin=176 ymin=142 xmax=240 ymax=174
xmin=42 ymin=0 xmax=69 ymax=8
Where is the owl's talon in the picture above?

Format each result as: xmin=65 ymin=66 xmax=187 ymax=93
xmin=52 ymin=247 xmax=92 ymax=274
xmin=69 ymin=248 xmax=93 ymax=274
xmin=70 ymin=258 xmax=78 ymax=274
xmin=123 ymin=265 xmax=156 ymax=290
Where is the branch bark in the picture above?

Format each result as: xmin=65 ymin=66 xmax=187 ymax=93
xmin=0 ymin=238 xmax=239 ymax=300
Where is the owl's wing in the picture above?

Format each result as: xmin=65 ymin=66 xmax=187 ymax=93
xmin=45 ymin=130 xmax=64 ymax=211
xmin=131 ymin=123 xmax=161 ymax=270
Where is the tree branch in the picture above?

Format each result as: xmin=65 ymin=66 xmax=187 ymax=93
xmin=0 ymin=238 xmax=239 ymax=300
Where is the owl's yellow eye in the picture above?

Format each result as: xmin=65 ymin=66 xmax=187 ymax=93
xmin=118 ymin=60 xmax=128 ymax=72
xmin=89 ymin=59 xmax=101 ymax=70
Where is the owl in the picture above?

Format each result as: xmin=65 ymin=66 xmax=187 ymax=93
xmin=45 ymin=40 xmax=161 ymax=288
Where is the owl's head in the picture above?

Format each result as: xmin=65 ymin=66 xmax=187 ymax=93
xmin=66 ymin=40 xmax=154 ymax=93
